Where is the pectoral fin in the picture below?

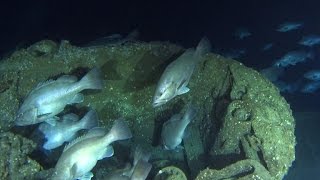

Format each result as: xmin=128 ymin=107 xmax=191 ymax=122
xmin=98 ymin=145 xmax=114 ymax=160
xmin=69 ymin=93 xmax=84 ymax=104
xmin=44 ymin=116 xmax=59 ymax=126
xmin=177 ymin=86 xmax=190 ymax=95
xmin=77 ymin=172 xmax=94 ymax=180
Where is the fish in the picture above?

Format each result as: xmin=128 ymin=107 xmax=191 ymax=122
xmin=107 ymin=146 xmax=151 ymax=180
xmin=130 ymin=159 xmax=152 ymax=180
xmin=51 ymin=118 xmax=132 ymax=180
xmin=299 ymin=34 xmax=320 ymax=47
xmin=261 ymin=43 xmax=273 ymax=51
xmin=260 ymin=66 xmax=284 ymax=82
xmin=15 ymin=67 xmax=103 ymax=126
xmin=223 ymin=48 xmax=246 ymax=59
xmin=301 ymin=81 xmax=320 ymax=93
xmin=304 ymin=70 xmax=320 ymax=81
xmin=39 ymin=110 xmax=99 ymax=150
xmin=274 ymin=80 xmax=301 ymax=93
xmin=276 ymin=22 xmax=303 ymax=32
xmin=161 ymin=103 xmax=197 ymax=150
xmin=83 ymin=29 xmax=139 ymax=47
xmin=273 ymin=50 xmax=313 ymax=67
xmin=152 ymin=37 xmax=211 ymax=107
xmin=233 ymin=27 xmax=251 ymax=40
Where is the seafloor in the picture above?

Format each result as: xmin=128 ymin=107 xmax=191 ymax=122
xmin=0 ymin=40 xmax=296 ymax=180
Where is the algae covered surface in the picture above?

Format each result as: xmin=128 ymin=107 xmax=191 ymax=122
xmin=0 ymin=39 xmax=295 ymax=179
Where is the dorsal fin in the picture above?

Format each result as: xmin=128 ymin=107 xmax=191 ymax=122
xmin=57 ymin=75 xmax=78 ymax=83
xmin=63 ymin=127 xmax=107 ymax=152
xmin=62 ymin=113 xmax=79 ymax=123
xmin=31 ymin=79 xmax=56 ymax=92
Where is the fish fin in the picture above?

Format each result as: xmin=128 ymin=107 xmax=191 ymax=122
xmin=183 ymin=103 xmax=197 ymax=123
xmin=133 ymin=145 xmax=151 ymax=166
xmin=62 ymin=113 xmax=79 ymax=123
xmin=63 ymin=127 xmax=106 ymax=152
xmin=78 ymin=110 xmax=99 ymax=129
xmin=56 ymin=75 xmax=78 ymax=83
xmin=38 ymin=122 xmax=52 ymax=135
xmin=98 ymin=145 xmax=114 ymax=160
xmin=77 ymin=172 xmax=93 ymax=180
xmin=43 ymin=140 xmax=63 ymax=150
xmin=78 ymin=67 xmax=103 ymax=90
xmin=194 ymin=36 xmax=211 ymax=58
xmin=177 ymin=86 xmax=190 ymax=95
xmin=45 ymin=116 xmax=59 ymax=126
xmin=32 ymin=79 xmax=55 ymax=91
xmin=126 ymin=29 xmax=139 ymax=41
xmin=130 ymin=160 xmax=152 ymax=180
xmin=175 ymin=145 xmax=184 ymax=152
xmin=107 ymin=118 xmax=132 ymax=142
xmin=68 ymin=93 xmax=84 ymax=104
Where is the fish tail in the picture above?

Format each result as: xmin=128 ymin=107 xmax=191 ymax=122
xmin=78 ymin=109 xmax=99 ymax=130
xmin=183 ymin=103 xmax=197 ymax=124
xmin=194 ymin=36 xmax=211 ymax=59
xmin=79 ymin=67 xmax=103 ymax=90
xmin=133 ymin=145 xmax=151 ymax=166
xmin=130 ymin=160 xmax=152 ymax=180
xmin=105 ymin=118 xmax=132 ymax=143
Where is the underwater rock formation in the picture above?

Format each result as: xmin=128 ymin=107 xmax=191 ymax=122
xmin=0 ymin=132 xmax=41 ymax=179
xmin=0 ymin=39 xmax=295 ymax=179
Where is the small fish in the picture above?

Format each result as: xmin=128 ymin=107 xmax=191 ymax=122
xmin=261 ymin=43 xmax=273 ymax=51
xmin=39 ymin=110 xmax=99 ymax=150
xmin=152 ymin=37 xmax=211 ymax=107
xmin=304 ymin=70 xmax=320 ymax=81
xmin=83 ymin=29 xmax=139 ymax=47
xmin=276 ymin=22 xmax=303 ymax=32
xmin=15 ymin=67 xmax=103 ymax=126
xmin=51 ymin=118 xmax=132 ymax=180
xmin=161 ymin=103 xmax=197 ymax=150
xmin=299 ymin=34 xmax=320 ymax=47
xmin=233 ymin=27 xmax=251 ymax=40
xmin=260 ymin=66 xmax=284 ymax=82
xmin=273 ymin=50 xmax=313 ymax=67
xmin=274 ymin=80 xmax=301 ymax=93
xmin=301 ymin=81 xmax=320 ymax=93
xmin=223 ymin=49 xmax=246 ymax=59
xmin=130 ymin=160 xmax=152 ymax=180
xmin=107 ymin=146 xmax=151 ymax=180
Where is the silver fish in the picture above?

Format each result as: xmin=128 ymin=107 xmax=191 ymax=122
xmin=276 ymin=22 xmax=303 ymax=32
xmin=299 ymin=34 xmax=320 ymax=47
xmin=39 ymin=110 xmax=99 ymax=150
xmin=152 ymin=37 xmax=211 ymax=107
xmin=301 ymin=81 xmax=320 ymax=93
xmin=260 ymin=66 xmax=284 ymax=82
xmin=107 ymin=146 xmax=152 ymax=180
xmin=161 ymin=104 xmax=197 ymax=150
xmin=15 ymin=67 xmax=103 ymax=126
xmin=51 ymin=118 xmax=132 ymax=180
xmin=273 ymin=50 xmax=313 ymax=67
xmin=233 ymin=27 xmax=251 ymax=40
xmin=304 ymin=70 xmax=320 ymax=81
xmin=130 ymin=160 xmax=152 ymax=180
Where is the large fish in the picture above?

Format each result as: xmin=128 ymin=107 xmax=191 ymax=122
xmin=39 ymin=110 xmax=99 ymax=150
xmin=15 ymin=67 xmax=103 ymax=126
xmin=152 ymin=37 xmax=211 ymax=107
xmin=51 ymin=118 xmax=132 ymax=180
